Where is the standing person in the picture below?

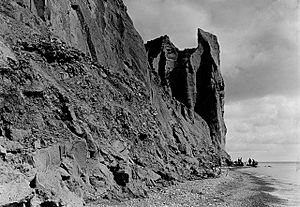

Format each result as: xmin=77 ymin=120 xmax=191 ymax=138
xmin=248 ymin=158 xmax=252 ymax=165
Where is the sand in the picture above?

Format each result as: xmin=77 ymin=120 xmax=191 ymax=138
xmin=91 ymin=168 xmax=287 ymax=207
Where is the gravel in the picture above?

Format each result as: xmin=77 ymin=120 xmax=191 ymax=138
xmin=90 ymin=169 xmax=286 ymax=207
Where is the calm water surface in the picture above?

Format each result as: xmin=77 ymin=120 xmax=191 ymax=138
xmin=239 ymin=162 xmax=300 ymax=206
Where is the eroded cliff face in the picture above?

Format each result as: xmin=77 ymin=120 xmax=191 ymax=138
xmin=145 ymin=30 xmax=226 ymax=150
xmin=23 ymin=0 xmax=150 ymax=84
xmin=0 ymin=0 xmax=227 ymax=206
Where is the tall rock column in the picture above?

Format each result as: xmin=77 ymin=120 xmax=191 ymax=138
xmin=145 ymin=29 xmax=226 ymax=150
xmin=193 ymin=29 xmax=226 ymax=149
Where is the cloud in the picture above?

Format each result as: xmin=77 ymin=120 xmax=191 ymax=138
xmin=124 ymin=0 xmax=210 ymax=48
xmin=225 ymin=95 xmax=300 ymax=161
xmin=124 ymin=0 xmax=300 ymax=101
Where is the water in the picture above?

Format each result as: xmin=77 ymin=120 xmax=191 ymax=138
xmin=239 ymin=162 xmax=300 ymax=206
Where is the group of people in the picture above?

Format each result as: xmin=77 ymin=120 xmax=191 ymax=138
xmin=230 ymin=157 xmax=258 ymax=167
xmin=234 ymin=157 xmax=244 ymax=166
xmin=247 ymin=158 xmax=258 ymax=167
xmin=224 ymin=157 xmax=258 ymax=167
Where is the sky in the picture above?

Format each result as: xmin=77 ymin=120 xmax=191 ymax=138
xmin=124 ymin=0 xmax=300 ymax=162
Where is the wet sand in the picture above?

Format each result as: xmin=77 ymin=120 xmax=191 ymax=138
xmin=92 ymin=168 xmax=287 ymax=207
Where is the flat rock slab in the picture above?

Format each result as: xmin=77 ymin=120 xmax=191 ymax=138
xmin=0 ymin=179 xmax=33 ymax=206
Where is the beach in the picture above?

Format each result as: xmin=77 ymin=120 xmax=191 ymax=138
xmin=92 ymin=168 xmax=286 ymax=207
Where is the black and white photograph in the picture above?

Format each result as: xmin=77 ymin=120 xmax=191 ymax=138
xmin=0 ymin=0 xmax=299 ymax=206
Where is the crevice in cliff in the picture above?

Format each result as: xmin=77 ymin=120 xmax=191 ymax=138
xmin=116 ymin=13 xmax=125 ymax=39
xmin=71 ymin=4 xmax=98 ymax=63
xmin=169 ymin=49 xmax=196 ymax=110
xmin=158 ymin=51 xmax=167 ymax=87
xmin=32 ymin=0 xmax=50 ymax=22
xmin=194 ymin=40 xmax=219 ymax=145
xmin=33 ymin=0 xmax=45 ymax=21
xmin=145 ymin=35 xmax=169 ymax=72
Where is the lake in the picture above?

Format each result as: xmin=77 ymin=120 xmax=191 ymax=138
xmin=239 ymin=162 xmax=300 ymax=206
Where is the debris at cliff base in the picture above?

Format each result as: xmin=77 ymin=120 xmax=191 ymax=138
xmin=90 ymin=170 xmax=284 ymax=207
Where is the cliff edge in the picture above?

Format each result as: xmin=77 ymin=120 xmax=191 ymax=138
xmin=0 ymin=0 xmax=227 ymax=206
xmin=145 ymin=30 xmax=226 ymax=151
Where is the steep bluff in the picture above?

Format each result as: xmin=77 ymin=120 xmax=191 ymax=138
xmin=23 ymin=0 xmax=150 ymax=83
xmin=0 ymin=0 xmax=227 ymax=206
xmin=145 ymin=31 xmax=226 ymax=150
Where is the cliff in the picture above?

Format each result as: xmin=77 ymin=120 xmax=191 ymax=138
xmin=145 ymin=31 xmax=226 ymax=150
xmin=0 ymin=0 xmax=227 ymax=206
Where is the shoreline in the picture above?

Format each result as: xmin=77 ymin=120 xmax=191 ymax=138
xmin=90 ymin=169 xmax=287 ymax=207
xmin=234 ymin=169 xmax=287 ymax=207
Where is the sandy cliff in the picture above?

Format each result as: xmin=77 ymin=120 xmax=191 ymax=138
xmin=0 ymin=0 xmax=227 ymax=206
